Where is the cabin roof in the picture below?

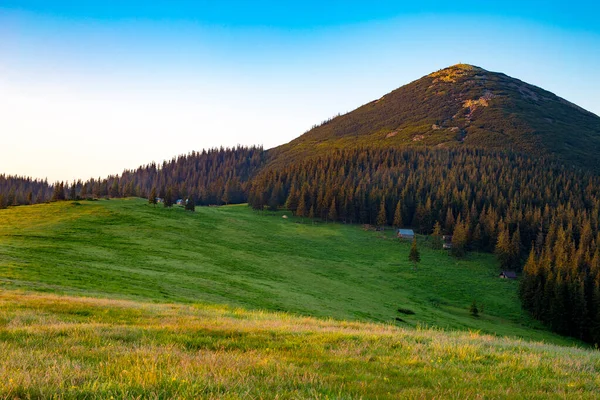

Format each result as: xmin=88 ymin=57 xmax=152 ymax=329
xmin=501 ymin=271 xmax=517 ymax=279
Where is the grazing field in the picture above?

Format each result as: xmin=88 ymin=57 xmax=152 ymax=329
xmin=0 ymin=198 xmax=574 ymax=345
xmin=1 ymin=291 xmax=599 ymax=398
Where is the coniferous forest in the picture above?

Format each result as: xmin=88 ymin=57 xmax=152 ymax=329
xmin=2 ymin=144 xmax=600 ymax=343
xmin=0 ymin=146 xmax=264 ymax=208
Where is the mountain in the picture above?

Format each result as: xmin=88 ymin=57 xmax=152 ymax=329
xmin=269 ymin=64 xmax=600 ymax=169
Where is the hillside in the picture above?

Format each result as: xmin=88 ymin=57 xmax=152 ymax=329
xmin=2 ymin=291 xmax=599 ymax=398
xmin=269 ymin=64 xmax=600 ymax=169
xmin=0 ymin=198 xmax=575 ymax=345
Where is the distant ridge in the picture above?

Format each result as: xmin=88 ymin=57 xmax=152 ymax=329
xmin=269 ymin=64 xmax=600 ymax=169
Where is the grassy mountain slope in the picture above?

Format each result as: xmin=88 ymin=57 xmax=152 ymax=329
xmin=0 ymin=198 xmax=576 ymax=345
xmin=270 ymin=64 xmax=600 ymax=169
xmin=2 ymin=291 xmax=599 ymax=398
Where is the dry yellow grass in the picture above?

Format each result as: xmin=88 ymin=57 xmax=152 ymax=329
xmin=1 ymin=290 xmax=599 ymax=399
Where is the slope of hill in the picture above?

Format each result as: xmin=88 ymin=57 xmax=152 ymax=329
xmin=270 ymin=64 xmax=600 ymax=169
xmin=0 ymin=198 xmax=576 ymax=345
xmin=2 ymin=290 xmax=599 ymax=398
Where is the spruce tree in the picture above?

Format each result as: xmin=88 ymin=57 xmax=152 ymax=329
xmin=285 ymin=187 xmax=299 ymax=213
xmin=164 ymin=187 xmax=173 ymax=207
xmin=495 ymin=226 xmax=512 ymax=269
xmin=451 ymin=219 xmax=468 ymax=257
xmin=432 ymin=222 xmax=443 ymax=250
xmin=328 ymin=198 xmax=337 ymax=222
xmin=70 ymin=184 xmax=77 ymax=201
xmin=519 ymin=247 xmax=538 ymax=311
xmin=110 ymin=179 xmax=119 ymax=198
xmin=409 ymin=238 xmax=421 ymax=270
xmin=510 ymin=227 xmax=521 ymax=269
xmin=393 ymin=201 xmax=403 ymax=228
xmin=377 ymin=198 xmax=387 ymax=229
xmin=470 ymin=300 xmax=479 ymax=317
xmin=149 ymin=187 xmax=157 ymax=207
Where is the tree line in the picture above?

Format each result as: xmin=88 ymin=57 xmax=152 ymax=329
xmin=0 ymin=146 xmax=265 ymax=208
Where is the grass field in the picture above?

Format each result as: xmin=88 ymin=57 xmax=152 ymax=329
xmin=1 ymin=198 xmax=599 ymax=398
xmin=1 ymin=291 xmax=599 ymax=398
xmin=0 ymin=198 xmax=575 ymax=345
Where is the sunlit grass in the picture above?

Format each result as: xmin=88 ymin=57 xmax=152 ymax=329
xmin=1 ymin=291 xmax=598 ymax=398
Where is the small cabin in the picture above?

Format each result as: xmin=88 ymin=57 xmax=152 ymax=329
xmin=499 ymin=271 xmax=517 ymax=280
xmin=397 ymin=229 xmax=415 ymax=240
xmin=176 ymin=199 xmax=184 ymax=206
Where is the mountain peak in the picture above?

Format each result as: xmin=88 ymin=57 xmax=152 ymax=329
xmin=272 ymin=66 xmax=600 ymax=169
xmin=428 ymin=64 xmax=485 ymax=83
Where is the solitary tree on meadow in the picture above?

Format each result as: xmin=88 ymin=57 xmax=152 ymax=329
xmin=409 ymin=238 xmax=421 ymax=270
xmin=470 ymin=300 xmax=479 ymax=317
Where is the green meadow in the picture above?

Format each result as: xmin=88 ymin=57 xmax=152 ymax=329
xmin=0 ymin=198 xmax=564 ymax=343
xmin=1 ymin=198 xmax=598 ymax=398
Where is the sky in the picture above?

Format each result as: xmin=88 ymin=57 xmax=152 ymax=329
xmin=1 ymin=1 xmax=599 ymax=182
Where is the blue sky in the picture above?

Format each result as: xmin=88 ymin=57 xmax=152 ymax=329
xmin=1 ymin=2 xmax=599 ymax=182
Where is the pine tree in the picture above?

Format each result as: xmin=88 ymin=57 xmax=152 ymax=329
xmin=431 ymin=221 xmax=443 ymax=250
xmin=377 ymin=198 xmax=387 ymax=229
xmin=510 ymin=227 xmax=521 ymax=269
xmin=328 ymin=198 xmax=338 ymax=222
xmin=267 ymin=191 xmax=279 ymax=212
xmin=470 ymin=300 xmax=479 ymax=317
xmin=164 ymin=187 xmax=173 ymax=207
xmin=495 ymin=226 xmax=512 ymax=269
xmin=296 ymin=193 xmax=307 ymax=219
xmin=285 ymin=188 xmax=299 ymax=213
xmin=149 ymin=187 xmax=157 ymax=207
xmin=451 ymin=219 xmax=468 ymax=257
xmin=519 ymin=247 xmax=538 ymax=311
xmin=308 ymin=205 xmax=315 ymax=223
xmin=51 ymin=182 xmax=63 ymax=202
xmin=409 ymin=238 xmax=421 ymax=270
xmin=69 ymin=185 xmax=77 ymax=201
xmin=393 ymin=201 xmax=403 ymax=228
xmin=110 ymin=179 xmax=119 ymax=198
xmin=445 ymin=208 xmax=455 ymax=233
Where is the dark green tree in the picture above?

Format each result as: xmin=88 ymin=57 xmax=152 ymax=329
xmin=393 ymin=200 xmax=403 ymax=228
xmin=451 ymin=219 xmax=468 ymax=257
xmin=149 ymin=187 xmax=157 ymax=207
xmin=377 ymin=198 xmax=387 ymax=229
xmin=431 ymin=221 xmax=443 ymax=250
xmin=164 ymin=187 xmax=173 ymax=207
xmin=470 ymin=300 xmax=479 ymax=317
xmin=409 ymin=238 xmax=421 ymax=270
